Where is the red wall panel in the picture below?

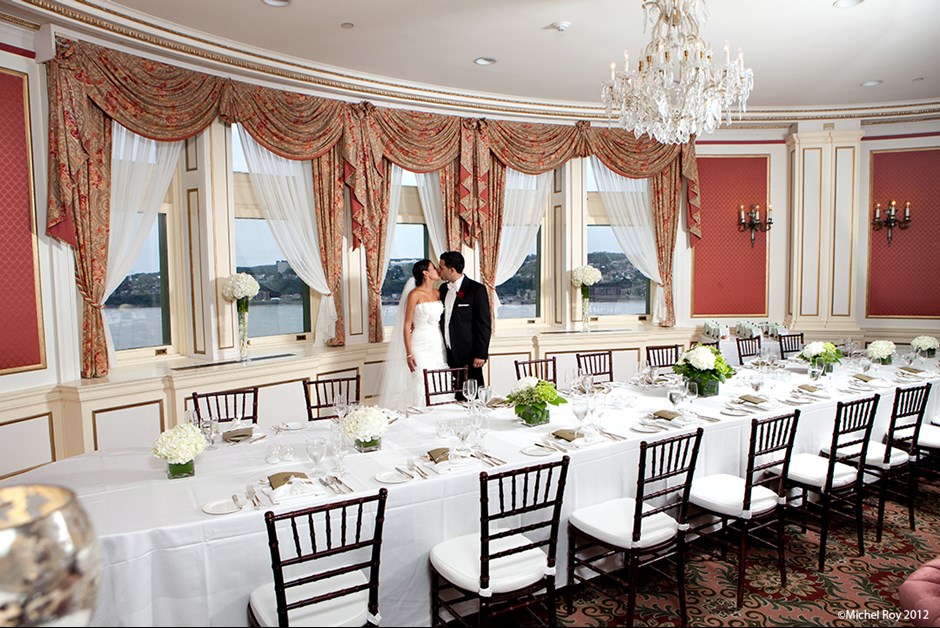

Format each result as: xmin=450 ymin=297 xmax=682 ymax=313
xmin=693 ymin=156 xmax=768 ymax=317
xmin=869 ymin=148 xmax=940 ymax=317
xmin=0 ymin=69 xmax=44 ymax=373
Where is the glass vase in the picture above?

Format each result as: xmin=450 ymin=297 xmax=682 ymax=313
xmin=516 ymin=403 xmax=550 ymax=427
xmin=167 ymin=459 xmax=195 ymax=479
xmin=696 ymin=378 xmax=720 ymax=398
xmin=354 ymin=437 xmax=381 ymax=453
xmin=879 ymin=356 xmax=893 ymax=365
xmin=237 ymin=298 xmax=250 ymax=362
xmin=581 ymin=285 xmax=592 ymax=333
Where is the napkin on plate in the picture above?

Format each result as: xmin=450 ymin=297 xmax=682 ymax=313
xmin=222 ymin=427 xmax=254 ymax=443
xmin=427 ymin=448 xmax=450 ymax=464
xmin=853 ymin=373 xmax=875 ymax=382
xmin=798 ymin=384 xmax=820 ymax=393
xmin=264 ymin=472 xmax=324 ymax=504
xmin=652 ymin=409 xmax=681 ymax=420
xmin=486 ymin=397 xmax=512 ymax=408
xmin=900 ymin=367 xmax=925 ymax=374
xmin=739 ymin=395 xmax=768 ymax=405
xmin=551 ymin=429 xmax=583 ymax=442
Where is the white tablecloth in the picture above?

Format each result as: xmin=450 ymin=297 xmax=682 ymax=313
xmin=6 ymin=360 xmax=938 ymax=627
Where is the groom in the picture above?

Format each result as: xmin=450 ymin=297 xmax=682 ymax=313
xmin=438 ymin=251 xmax=491 ymax=389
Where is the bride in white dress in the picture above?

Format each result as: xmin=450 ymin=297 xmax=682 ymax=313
xmin=380 ymin=260 xmax=449 ymax=412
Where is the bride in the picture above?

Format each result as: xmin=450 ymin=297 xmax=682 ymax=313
xmin=380 ymin=259 xmax=449 ymax=412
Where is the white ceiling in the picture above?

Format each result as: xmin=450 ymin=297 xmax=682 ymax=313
xmin=58 ymin=0 xmax=940 ymax=108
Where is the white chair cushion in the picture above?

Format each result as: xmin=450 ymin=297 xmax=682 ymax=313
xmin=918 ymin=424 xmax=940 ymax=449
xmin=689 ymin=474 xmax=778 ymax=518
xmin=569 ymin=497 xmax=678 ymax=550
xmin=248 ymin=569 xmax=369 ymax=628
xmin=819 ymin=442 xmax=909 ymax=468
xmin=429 ymin=530 xmax=548 ymax=595
xmin=785 ymin=453 xmax=856 ymax=489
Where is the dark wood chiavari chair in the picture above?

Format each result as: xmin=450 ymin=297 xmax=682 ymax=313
xmin=567 ymin=429 xmax=704 ymax=626
xmin=248 ymin=489 xmax=388 ymax=627
xmin=645 ymin=344 xmax=684 ymax=369
xmin=303 ymin=374 xmax=361 ymax=421
xmin=777 ymin=333 xmax=804 ymax=360
xmin=191 ymin=386 xmax=259 ymax=424
xmin=575 ymin=350 xmax=614 ymax=383
xmin=430 ymin=456 xmax=570 ymax=627
xmin=423 ymin=366 xmax=468 ymax=406
xmin=783 ymin=395 xmax=879 ymax=572
xmin=514 ymin=357 xmax=558 ymax=385
xmin=696 ymin=340 xmax=719 ymax=350
xmin=736 ymin=336 xmax=762 ymax=365
xmin=689 ymin=412 xmax=800 ymax=607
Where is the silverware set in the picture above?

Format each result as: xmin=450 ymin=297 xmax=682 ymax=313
xmin=245 ymin=484 xmax=262 ymax=509
xmin=472 ymin=451 xmax=506 ymax=467
xmin=318 ymin=475 xmax=354 ymax=494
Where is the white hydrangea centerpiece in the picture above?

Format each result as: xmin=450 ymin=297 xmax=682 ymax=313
xmin=799 ymin=341 xmax=842 ymax=366
xmin=867 ymin=340 xmax=896 ymax=364
xmin=342 ymin=405 xmax=389 ymax=451
xmin=221 ymin=273 xmax=260 ymax=311
xmin=571 ymin=264 xmax=602 ymax=299
xmin=153 ymin=423 xmax=206 ymax=465
xmin=911 ymin=336 xmax=939 ymax=355
xmin=673 ymin=345 xmax=735 ymax=397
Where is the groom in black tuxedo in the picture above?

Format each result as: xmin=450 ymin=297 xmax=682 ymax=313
xmin=438 ymin=251 xmax=491 ymax=389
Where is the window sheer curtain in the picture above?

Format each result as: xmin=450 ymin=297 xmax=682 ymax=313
xmin=493 ymin=169 xmax=551 ymax=314
xmin=236 ymin=125 xmax=337 ymax=342
xmin=381 ymin=164 xmax=405 ymax=280
xmin=589 ymin=156 xmax=666 ymax=324
xmin=413 ymin=172 xmax=447 ymax=258
xmin=104 ymin=122 xmax=183 ymax=366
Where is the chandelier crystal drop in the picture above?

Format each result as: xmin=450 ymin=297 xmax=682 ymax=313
xmin=601 ymin=0 xmax=754 ymax=145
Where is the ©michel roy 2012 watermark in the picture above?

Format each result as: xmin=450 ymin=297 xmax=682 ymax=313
xmin=838 ymin=608 xmax=929 ymax=624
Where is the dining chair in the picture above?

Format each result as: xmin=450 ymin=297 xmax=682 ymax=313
xmin=423 ymin=366 xmax=468 ymax=406
xmin=303 ymin=374 xmax=361 ymax=421
xmin=514 ymin=357 xmax=557 ymax=385
xmin=689 ymin=412 xmax=800 ymax=607
xmin=778 ymin=333 xmax=805 ymax=360
xmin=247 ymin=488 xmax=388 ymax=627
xmin=865 ymin=383 xmax=932 ymax=542
xmin=736 ymin=336 xmax=762 ymax=365
xmin=646 ymin=344 xmax=683 ymax=369
xmin=575 ymin=350 xmax=614 ymax=383
xmin=192 ymin=386 xmax=259 ymax=424
xmin=696 ymin=340 xmax=719 ymax=350
xmin=430 ymin=456 xmax=570 ymax=627
xmin=783 ymin=394 xmax=879 ymax=572
xmin=566 ymin=428 xmax=704 ymax=626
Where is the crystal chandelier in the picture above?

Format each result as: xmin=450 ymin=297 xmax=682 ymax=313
xmin=601 ymin=0 xmax=754 ymax=145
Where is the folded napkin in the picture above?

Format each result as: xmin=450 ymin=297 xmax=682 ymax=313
xmin=427 ymin=447 xmax=450 ymax=464
xmin=739 ymin=394 xmax=768 ymax=405
xmin=853 ymin=373 xmax=875 ymax=382
xmin=552 ymin=429 xmax=583 ymax=442
xmin=265 ymin=474 xmax=323 ymax=504
xmin=652 ymin=409 xmax=681 ymax=420
xmin=486 ymin=397 xmax=512 ymax=408
xmin=268 ymin=471 xmax=309 ymax=489
xmin=900 ymin=367 xmax=925 ymax=374
xmin=222 ymin=427 xmax=254 ymax=443
xmin=798 ymin=384 xmax=820 ymax=393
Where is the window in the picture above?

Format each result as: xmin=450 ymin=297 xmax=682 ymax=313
xmin=104 ymin=214 xmax=171 ymax=351
xmin=584 ymin=160 xmax=651 ymax=316
xmin=381 ymin=223 xmax=429 ymax=324
xmin=495 ymin=230 xmax=541 ymax=319
xmin=232 ymin=126 xmax=311 ymax=338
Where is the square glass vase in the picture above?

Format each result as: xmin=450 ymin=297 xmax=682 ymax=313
xmin=354 ymin=437 xmax=381 ymax=453
xmin=516 ymin=404 xmax=550 ymax=427
xmin=167 ymin=460 xmax=195 ymax=479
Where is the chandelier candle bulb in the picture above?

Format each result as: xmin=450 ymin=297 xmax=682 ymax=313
xmin=905 ymin=202 xmax=910 ymax=219
xmin=875 ymin=203 xmax=881 ymax=220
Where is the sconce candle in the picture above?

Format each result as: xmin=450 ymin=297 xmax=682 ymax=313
xmin=871 ymin=200 xmax=911 ymax=246
xmin=737 ymin=203 xmax=772 ymax=247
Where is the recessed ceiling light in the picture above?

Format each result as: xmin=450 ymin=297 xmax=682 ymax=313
xmin=551 ymin=21 xmax=572 ymax=32
xmin=833 ymin=0 xmax=863 ymax=8
xmin=340 ymin=22 xmax=355 ymax=29
xmin=860 ymin=80 xmax=882 ymax=87
xmin=474 ymin=57 xmax=497 ymax=66
xmin=261 ymin=0 xmax=291 ymax=6
xmin=912 ymin=77 xmax=924 ymax=82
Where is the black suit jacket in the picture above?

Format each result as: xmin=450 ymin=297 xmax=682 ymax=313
xmin=439 ymin=276 xmax=491 ymax=368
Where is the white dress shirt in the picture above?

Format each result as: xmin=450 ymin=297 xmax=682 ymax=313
xmin=443 ymin=275 xmax=464 ymax=350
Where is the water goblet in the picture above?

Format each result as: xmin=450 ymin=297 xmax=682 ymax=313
xmin=436 ymin=418 xmax=455 ymax=440
xmin=750 ymin=373 xmax=765 ymax=395
xmin=329 ymin=428 xmax=350 ymax=476
xmin=685 ymin=380 xmax=699 ymax=405
xmin=470 ymin=405 xmax=490 ymax=452
xmin=809 ymin=362 xmax=824 ymax=383
xmin=452 ymin=416 xmax=474 ymax=462
xmin=667 ymin=385 xmax=685 ymax=409
xmin=579 ymin=372 xmax=594 ymax=394
xmin=209 ymin=418 xmax=220 ymax=449
xmin=477 ymin=386 xmax=493 ymax=412
xmin=333 ymin=391 xmax=349 ymax=420
xmin=462 ymin=379 xmax=478 ymax=409
xmin=571 ymin=396 xmax=589 ymax=436
xmin=859 ymin=357 xmax=873 ymax=374
xmin=305 ymin=437 xmax=328 ymax=478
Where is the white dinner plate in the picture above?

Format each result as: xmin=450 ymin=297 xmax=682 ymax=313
xmin=374 ymin=470 xmax=411 ymax=484
xmin=521 ymin=445 xmax=553 ymax=457
xmin=281 ymin=422 xmax=307 ymax=431
xmin=201 ymin=499 xmax=241 ymax=515
xmin=721 ymin=408 xmax=750 ymax=417
xmin=630 ymin=424 xmax=661 ymax=433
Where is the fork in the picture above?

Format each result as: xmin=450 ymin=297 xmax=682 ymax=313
xmin=246 ymin=484 xmax=261 ymax=509
xmin=407 ymin=459 xmax=429 ymax=479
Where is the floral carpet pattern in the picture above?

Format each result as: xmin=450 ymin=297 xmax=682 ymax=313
xmin=517 ymin=481 xmax=940 ymax=627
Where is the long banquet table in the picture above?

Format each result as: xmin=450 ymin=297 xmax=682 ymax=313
xmin=6 ymin=359 xmax=939 ymax=627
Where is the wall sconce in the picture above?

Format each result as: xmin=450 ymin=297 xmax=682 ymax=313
xmin=871 ymin=200 xmax=911 ymax=245
xmin=737 ymin=203 xmax=773 ymax=247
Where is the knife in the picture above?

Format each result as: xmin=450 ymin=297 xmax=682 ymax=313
xmin=231 ymin=494 xmax=243 ymax=509
xmin=394 ymin=466 xmax=414 ymax=480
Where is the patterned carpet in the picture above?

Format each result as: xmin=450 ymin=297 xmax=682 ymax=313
xmin=513 ymin=478 xmax=940 ymax=627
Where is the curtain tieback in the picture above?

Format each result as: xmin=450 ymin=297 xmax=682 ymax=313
xmin=76 ymin=284 xmax=103 ymax=309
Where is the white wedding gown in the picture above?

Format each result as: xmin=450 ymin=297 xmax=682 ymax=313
xmin=380 ymin=299 xmax=449 ymax=412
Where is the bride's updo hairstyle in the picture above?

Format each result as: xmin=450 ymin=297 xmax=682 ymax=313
xmin=412 ymin=259 xmax=432 ymax=286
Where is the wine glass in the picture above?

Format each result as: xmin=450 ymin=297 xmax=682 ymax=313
xmin=859 ymin=357 xmax=873 ymax=374
xmin=452 ymin=416 xmax=473 ymax=461
xmin=579 ymin=371 xmax=594 ymax=394
xmin=333 ymin=391 xmax=349 ymax=421
xmin=462 ymin=379 xmax=478 ymax=408
xmin=571 ymin=396 xmax=589 ymax=436
xmin=477 ymin=386 xmax=493 ymax=413
xmin=809 ymin=362 xmax=824 ymax=383
xmin=750 ymin=373 xmax=765 ymax=395
xmin=667 ymin=385 xmax=685 ymax=409
xmin=685 ymin=380 xmax=699 ymax=406
xmin=329 ymin=427 xmax=350 ymax=476
xmin=470 ymin=405 xmax=490 ymax=452
xmin=305 ymin=437 xmax=327 ymax=478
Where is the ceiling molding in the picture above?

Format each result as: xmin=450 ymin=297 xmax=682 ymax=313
xmin=3 ymin=0 xmax=939 ymax=125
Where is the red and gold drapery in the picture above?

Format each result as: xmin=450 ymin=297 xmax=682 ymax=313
xmin=46 ymin=38 xmax=701 ymax=377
